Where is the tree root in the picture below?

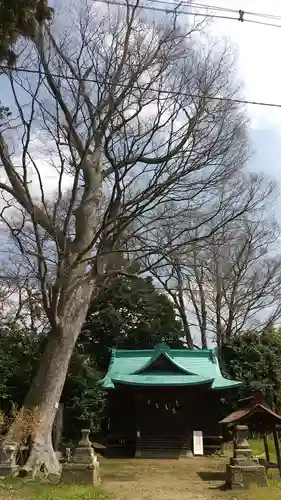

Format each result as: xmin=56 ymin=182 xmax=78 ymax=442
xmin=21 ymin=437 xmax=61 ymax=477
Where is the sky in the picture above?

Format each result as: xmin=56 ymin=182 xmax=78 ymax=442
xmin=183 ymin=0 xmax=281 ymax=344
xmin=0 ymin=0 xmax=280 ymax=340
xmin=0 ymin=0 xmax=280 ymax=201
xmin=200 ymin=0 xmax=281 ymax=210
xmin=0 ymin=1 xmax=279 ymax=247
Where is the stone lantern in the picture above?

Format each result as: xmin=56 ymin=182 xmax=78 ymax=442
xmin=226 ymin=425 xmax=268 ymax=489
xmin=61 ymin=429 xmax=100 ymax=485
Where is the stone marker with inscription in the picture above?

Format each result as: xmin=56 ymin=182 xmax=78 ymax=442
xmin=226 ymin=425 xmax=268 ymax=489
xmin=61 ymin=429 xmax=100 ymax=485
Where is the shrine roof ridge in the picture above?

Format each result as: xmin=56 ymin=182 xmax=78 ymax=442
xmin=111 ymin=347 xmax=215 ymax=357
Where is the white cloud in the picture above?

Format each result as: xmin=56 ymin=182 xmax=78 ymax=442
xmin=200 ymin=1 xmax=281 ymax=131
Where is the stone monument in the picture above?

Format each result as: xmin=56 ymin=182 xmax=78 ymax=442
xmin=0 ymin=442 xmax=19 ymax=476
xmin=61 ymin=429 xmax=100 ymax=485
xmin=226 ymin=425 xmax=268 ymax=489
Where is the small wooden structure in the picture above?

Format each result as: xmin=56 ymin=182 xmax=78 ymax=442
xmin=220 ymin=393 xmax=281 ymax=477
xmin=101 ymin=343 xmax=241 ymax=458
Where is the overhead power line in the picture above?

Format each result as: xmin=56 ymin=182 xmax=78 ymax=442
xmin=146 ymin=0 xmax=281 ymax=22
xmin=96 ymin=0 xmax=237 ymax=21
xmin=1 ymin=64 xmax=281 ymax=111
xmin=93 ymin=0 xmax=281 ymax=28
xmin=1 ymin=2 xmax=281 ymax=110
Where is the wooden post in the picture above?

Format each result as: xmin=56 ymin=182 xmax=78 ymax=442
xmin=273 ymin=429 xmax=281 ymax=478
xmin=263 ymin=434 xmax=270 ymax=463
xmin=136 ymin=394 xmax=141 ymax=438
xmin=52 ymin=403 xmax=64 ymax=451
xmin=135 ymin=393 xmax=141 ymax=457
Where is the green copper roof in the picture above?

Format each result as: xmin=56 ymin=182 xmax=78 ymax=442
xmin=112 ymin=374 xmax=214 ymax=386
xmin=101 ymin=343 xmax=241 ymax=390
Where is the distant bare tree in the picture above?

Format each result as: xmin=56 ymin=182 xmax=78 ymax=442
xmin=150 ymin=177 xmax=281 ymax=347
xmin=0 ymin=0 xmax=254 ymax=473
xmin=0 ymin=239 xmax=45 ymax=330
xmin=202 ymin=215 xmax=281 ymax=347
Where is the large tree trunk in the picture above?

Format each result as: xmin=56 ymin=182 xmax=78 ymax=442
xmin=2 ymin=285 xmax=93 ymax=476
xmin=175 ymin=264 xmax=194 ymax=349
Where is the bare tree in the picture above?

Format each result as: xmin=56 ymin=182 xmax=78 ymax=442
xmin=151 ymin=178 xmax=281 ymax=348
xmin=204 ymin=214 xmax=281 ymax=347
xmin=0 ymin=1 xmax=253 ymax=473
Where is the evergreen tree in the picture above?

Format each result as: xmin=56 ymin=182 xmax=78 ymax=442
xmin=222 ymin=330 xmax=281 ymax=412
xmin=0 ymin=274 xmax=184 ymax=438
xmin=0 ymin=0 xmax=52 ymax=63
xmin=79 ymin=274 xmax=184 ymax=370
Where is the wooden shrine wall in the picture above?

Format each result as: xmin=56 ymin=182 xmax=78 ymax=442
xmin=107 ymin=389 xmax=136 ymax=438
xmin=107 ymin=385 xmax=223 ymax=439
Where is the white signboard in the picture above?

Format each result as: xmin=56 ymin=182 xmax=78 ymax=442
xmin=193 ymin=430 xmax=204 ymax=456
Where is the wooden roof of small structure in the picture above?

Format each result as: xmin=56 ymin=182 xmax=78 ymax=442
xmin=220 ymin=393 xmax=281 ymax=432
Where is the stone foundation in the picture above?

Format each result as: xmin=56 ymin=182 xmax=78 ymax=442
xmin=61 ymin=461 xmax=100 ymax=485
xmin=226 ymin=463 xmax=268 ymax=489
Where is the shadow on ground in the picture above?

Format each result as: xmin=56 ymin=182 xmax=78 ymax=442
xmin=198 ymin=471 xmax=227 ymax=482
xmin=197 ymin=471 xmax=228 ymax=491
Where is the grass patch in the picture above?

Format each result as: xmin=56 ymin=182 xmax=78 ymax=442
xmin=2 ymin=455 xmax=281 ymax=500
xmin=0 ymin=477 xmax=108 ymax=500
xmin=241 ymin=481 xmax=281 ymax=500
xmin=250 ymin=436 xmax=277 ymax=461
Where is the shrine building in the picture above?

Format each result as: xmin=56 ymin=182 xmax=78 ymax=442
xmin=101 ymin=343 xmax=241 ymax=458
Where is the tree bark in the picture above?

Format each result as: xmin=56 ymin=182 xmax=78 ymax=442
xmin=2 ymin=284 xmax=93 ymax=476
xmin=175 ymin=263 xmax=193 ymax=348
xmin=181 ymin=311 xmax=194 ymax=349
